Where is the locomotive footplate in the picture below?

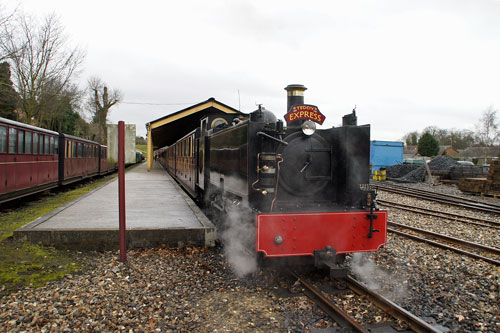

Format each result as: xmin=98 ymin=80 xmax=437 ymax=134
xmin=314 ymin=246 xmax=348 ymax=278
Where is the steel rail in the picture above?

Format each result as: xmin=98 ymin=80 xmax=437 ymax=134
xmin=378 ymin=184 xmax=500 ymax=209
xmin=378 ymin=185 xmax=500 ymax=212
xmin=378 ymin=184 xmax=500 ymax=210
xmin=376 ymin=185 xmax=500 ymax=214
xmin=379 ymin=199 xmax=500 ymax=229
xmin=388 ymin=221 xmax=500 ymax=256
xmin=388 ymin=227 xmax=500 ymax=266
xmin=289 ymin=270 xmax=369 ymax=333
xmin=345 ymin=276 xmax=441 ymax=333
xmin=398 ymin=185 xmax=500 ymax=209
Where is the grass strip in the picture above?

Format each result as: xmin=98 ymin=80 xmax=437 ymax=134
xmin=0 ymin=174 xmax=116 ymax=296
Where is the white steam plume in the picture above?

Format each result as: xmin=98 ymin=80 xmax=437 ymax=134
xmin=351 ymin=253 xmax=408 ymax=302
xmin=221 ymin=202 xmax=258 ymax=278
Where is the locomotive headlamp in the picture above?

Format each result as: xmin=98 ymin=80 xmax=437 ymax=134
xmin=301 ymin=120 xmax=316 ymax=136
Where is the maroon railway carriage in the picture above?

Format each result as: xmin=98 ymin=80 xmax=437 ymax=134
xmin=0 ymin=118 xmax=60 ymax=203
xmin=0 ymin=117 xmax=117 ymax=204
xmin=59 ymin=134 xmax=100 ymax=184
xmin=98 ymin=145 xmax=117 ymax=175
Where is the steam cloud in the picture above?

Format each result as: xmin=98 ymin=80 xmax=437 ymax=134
xmin=221 ymin=203 xmax=258 ymax=278
xmin=351 ymin=253 xmax=408 ymax=302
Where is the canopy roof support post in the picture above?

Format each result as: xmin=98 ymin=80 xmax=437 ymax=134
xmin=147 ymin=124 xmax=154 ymax=171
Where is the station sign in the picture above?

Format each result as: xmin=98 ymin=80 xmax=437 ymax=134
xmin=284 ymin=104 xmax=326 ymax=125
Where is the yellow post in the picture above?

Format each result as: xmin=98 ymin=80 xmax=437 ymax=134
xmin=147 ymin=124 xmax=154 ymax=171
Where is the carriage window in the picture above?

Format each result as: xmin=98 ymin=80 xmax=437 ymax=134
xmin=54 ymin=137 xmax=59 ymax=154
xmin=33 ymin=133 xmax=39 ymax=154
xmin=25 ymin=131 xmax=32 ymax=153
xmin=39 ymin=135 xmax=44 ymax=154
xmin=0 ymin=126 xmax=7 ymax=153
xmin=9 ymin=128 xmax=17 ymax=153
xmin=73 ymin=142 xmax=77 ymax=157
xmin=44 ymin=135 xmax=49 ymax=154
xmin=78 ymin=143 xmax=83 ymax=157
xmin=18 ymin=130 xmax=25 ymax=153
xmin=50 ymin=136 xmax=55 ymax=154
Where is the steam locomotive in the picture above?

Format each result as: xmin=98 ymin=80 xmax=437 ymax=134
xmin=157 ymin=84 xmax=387 ymax=276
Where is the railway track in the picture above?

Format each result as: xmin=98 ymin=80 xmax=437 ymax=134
xmin=379 ymin=199 xmax=500 ymax=230
xmin=375 ymin=184 xmax=500 ymax=215
xmin=289 ymin=271 xmax=369 ymax=332
xmin=289 ymin=270 xmax=440 ymax=332
xmin=388 ymin=221 xmax=500 ymax=266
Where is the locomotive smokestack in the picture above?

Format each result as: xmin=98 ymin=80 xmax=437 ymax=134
xmin=284 ymin=84 xmax=307 ymax=127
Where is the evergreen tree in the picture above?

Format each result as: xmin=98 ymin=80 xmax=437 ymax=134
xmin=418 ymin=132 xmax=440 ymax=157
xmin=0 ymin=62 xmax=18 ymax=119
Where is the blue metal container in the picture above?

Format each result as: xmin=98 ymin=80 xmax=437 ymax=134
xmin=370 ymin=141 xmax=404 ymax=171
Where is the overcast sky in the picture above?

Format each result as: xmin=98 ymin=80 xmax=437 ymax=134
xmin=4 ymin=0 xmax=500 ymax=140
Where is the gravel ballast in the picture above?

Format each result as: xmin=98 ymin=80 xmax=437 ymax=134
xmin=1 ymin=182 xmax=499 ymax=332
xmin=0 ymin=247 xmax=335 ymax=332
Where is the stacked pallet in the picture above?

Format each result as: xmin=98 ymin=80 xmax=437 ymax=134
xmin=458 ymin=159 xmax=500 ymax=196
xmin=458 ymin=178 xmax=487 ymax=193
xmin=483 ymin=160 xmax=500 ymax=195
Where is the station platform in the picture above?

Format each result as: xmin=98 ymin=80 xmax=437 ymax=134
xmin=14 ymin=162 xmax=215 ymax=250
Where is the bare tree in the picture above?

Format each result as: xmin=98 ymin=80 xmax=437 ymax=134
xmin=86 ymin=76 xmax=121 ymax=143
xmin=475 ymin=106 xmax=499 ymax=146
xmin=0 ymin=5 xmax=17 ymax=62
xmin=402 ymin=131 xmax=419 ymax=146
xmin=0 ymin=12 xmax=85 ymax=124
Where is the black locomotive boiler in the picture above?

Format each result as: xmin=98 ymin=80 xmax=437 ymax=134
xmin=157 ymin=84 xmax=387 ymax=276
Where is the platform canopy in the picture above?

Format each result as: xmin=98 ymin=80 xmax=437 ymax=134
xmin=146 ymin=98 xmax=241 ymax=171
